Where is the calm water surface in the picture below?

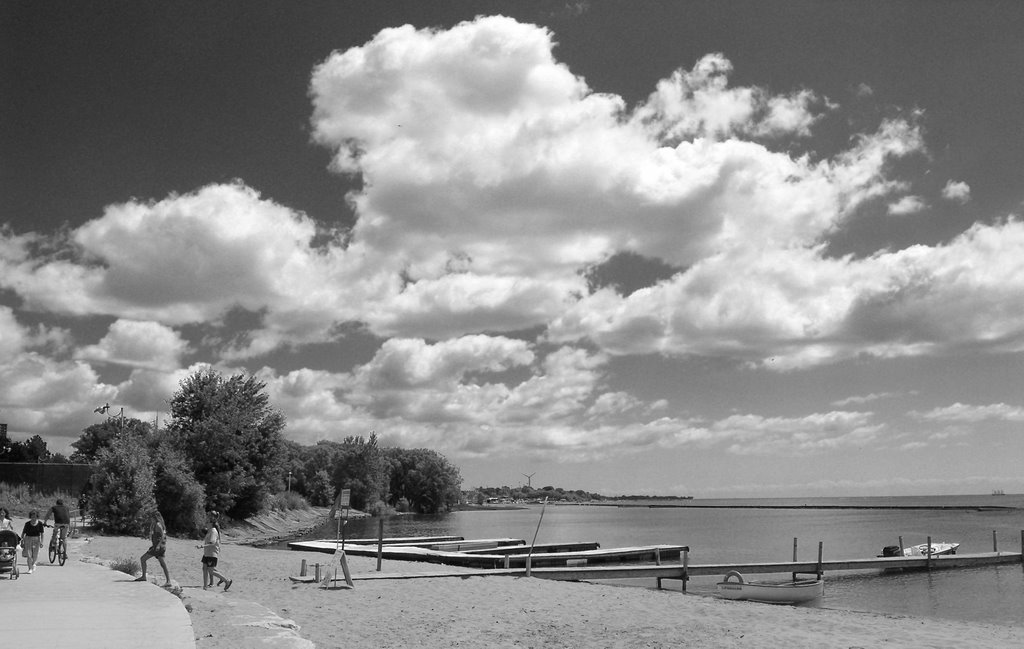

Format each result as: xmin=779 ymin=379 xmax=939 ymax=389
xmin=288 ymin=495 xmax=1024 ymax=626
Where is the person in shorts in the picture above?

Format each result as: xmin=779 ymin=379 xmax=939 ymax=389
xmin=199 ymin=511 xmax=232 ymax=591
xmin=44 ymin=498 xmax=71 ymax=557
xmin=136 ymin=510 xmax=171 ymax=586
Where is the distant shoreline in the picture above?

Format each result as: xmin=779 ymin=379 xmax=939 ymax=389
xmin=631 ymin=503 xmax=1021 ymax=511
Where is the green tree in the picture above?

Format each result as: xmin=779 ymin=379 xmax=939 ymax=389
xmin=384 ymin=448 xmax=462 ymax=514
xmin=71 ymin=418 xmax=151 ymax=462
xmin=150 ymin=439 xmax=207 ymax=536
xmin=306 ymin=469 xmax=336 ymax=507
xmin=166 ymin=368 xmax=285 ymax=519
xmin=0 ymin=434 xmax=51 ymax=462
xmin=88 ymin=433 xmax=157 ymax=534
xmin=329 ymin=435 xmax=384 ymax=512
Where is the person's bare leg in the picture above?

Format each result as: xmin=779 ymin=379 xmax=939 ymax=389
xmin=135 ymin=552 xmax=149 ymax=580
xmin=209 ymin=565 xmax=228 ymax=586
xmin=158 ymin=556 xmax=171 ymax=586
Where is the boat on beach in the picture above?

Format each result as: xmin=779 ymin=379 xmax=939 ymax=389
xmin=715 ymin=570 xmax=824 ymax=604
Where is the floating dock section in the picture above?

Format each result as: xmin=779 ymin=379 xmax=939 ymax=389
xmin=288 ymin=537 xmax=684 ymax=569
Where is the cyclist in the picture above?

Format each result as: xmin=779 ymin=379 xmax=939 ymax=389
xmin=44 ymin=498 xmax=71 ymax=560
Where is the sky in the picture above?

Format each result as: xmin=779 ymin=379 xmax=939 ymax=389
xmin=2 ymin=1 xmax=1024 ymax=498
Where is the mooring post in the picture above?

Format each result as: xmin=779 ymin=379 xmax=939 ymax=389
xmin=926 ymin=535 xmax=933 ymax=570
xmin=792 ymin=537 xmax=798 ymax=581
xmin=655 ymin=548 xmax=662 ymax=566
xmin=899 ymin=535 xmax=904 ymax=554
xmin=817 ymin=541 xmax=824 ymax=579
xmin=993 ymin=530 xmax=998 ymax=553
xmin=300 ymin=559 xmax=307 ymax=577
xmin=376 ymin=517 xmax=384 ymax=572
xmin=1020 ymin=530 xmax=1023 ymax=564
xmin=682 ymin=547 xmax=689 ymax=593
xmin=504 ymin=555 xmax=510 ymax=569
xmin=314 ymin=563 xmax=321 ymax=582
xmin=525 ymin=555 xmax=532 ymax=577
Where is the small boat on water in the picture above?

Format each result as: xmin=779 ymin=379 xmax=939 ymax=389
xmin=715 ymin=571 xmax=824 ymax=604
xmin=878 ymin=542 xmax=959 ymax=557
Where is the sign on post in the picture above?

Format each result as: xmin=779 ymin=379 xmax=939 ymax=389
xmin=333 ymin=488 xmax=351 ymax=518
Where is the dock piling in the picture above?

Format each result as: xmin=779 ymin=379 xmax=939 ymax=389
xmin=300 ymin=559 xmax=307 ymax=577
xmin=377 ymin=518 xmax=384 ymax=572
xmin=992 ymin=530 xmax=998 ymax=553
xmin=682 ymin=547 xmax=689 ymax=592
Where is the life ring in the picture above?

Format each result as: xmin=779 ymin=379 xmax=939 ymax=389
xmin=721 ymin=570 xmax=745 ymax=584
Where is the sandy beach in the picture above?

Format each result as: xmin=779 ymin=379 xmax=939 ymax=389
xmin=67 ymin=510 xmax=1024 ymax=649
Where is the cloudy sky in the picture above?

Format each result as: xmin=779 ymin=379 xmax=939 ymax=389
xmin=3 ymin=1 xmax=1024 ymax=497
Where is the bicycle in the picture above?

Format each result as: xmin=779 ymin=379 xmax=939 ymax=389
xmin=45 ymin=523 xmax=68 ymax=566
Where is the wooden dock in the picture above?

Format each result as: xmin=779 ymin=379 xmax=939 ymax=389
xmin=291 ymin=538 xmax=686 ymax=569
xmin=331 ymin=551 xmax=1024 ymax=589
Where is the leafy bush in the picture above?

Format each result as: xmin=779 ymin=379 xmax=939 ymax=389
xmin=88 ymin=434 xmax=156 ymax=534
xmin=166 ymin=369 xmax=285 ymax=519
xmin=151 ymin=442 xmax=207 ymax=536
xmin=267 ymin=491 xmax=310 ymax=512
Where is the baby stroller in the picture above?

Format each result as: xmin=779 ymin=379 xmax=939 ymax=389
xmin=0 ymin=530 xmax=21 ymax=579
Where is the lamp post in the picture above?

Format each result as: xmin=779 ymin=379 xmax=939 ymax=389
xmin=287 ymin=471 xmax=293 ymax=493
xmin=93 ymin=403 xmax=125 ymax=433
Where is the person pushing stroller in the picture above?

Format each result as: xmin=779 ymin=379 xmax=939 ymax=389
xmin=0 ymin=524 xmax=20 ymax=579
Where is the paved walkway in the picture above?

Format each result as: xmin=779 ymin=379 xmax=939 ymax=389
xmin=0 ymin=526 xmax=194 ymax=649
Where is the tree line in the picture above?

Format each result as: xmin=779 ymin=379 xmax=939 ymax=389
xmin=10 ymin=368 xmax=462 ymax=536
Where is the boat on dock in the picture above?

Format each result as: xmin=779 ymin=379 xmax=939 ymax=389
xmin=715 ymin=570 xmax=824 ymax=604
xmin=878 ymin=541 xmax=959 ymax=557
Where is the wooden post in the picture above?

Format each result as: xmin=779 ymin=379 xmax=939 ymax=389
xmin=817 ymin=541 xmax=824 ymax=579
xmin=992 ymin=530 xmax=998 ymax=553
xmin=683 ymin=548 xmax=690 ymax=592
xmin=525 ymin=555 xmax=532 ymax=577
xmin=926 ymin=535 xmax=933 ymax=571
xmin=792 ymin=537 xmax=798 ymax=581
xmin=655 ymin=548 xmax=662 ymax=566
xmin=300 ymin=559 xmax=307 ymax=577
xmin=376 ymin=517 xmax=384 ymax=571
xmin=898 ymin=535 xmax=904 ymax=554
xmin=314 ymin=563 xmax=321 ymax=582
xmin=504 ymin=555 xmax=510 ymax=569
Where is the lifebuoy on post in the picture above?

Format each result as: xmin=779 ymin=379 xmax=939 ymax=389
xmin=722 ymin=570 xmax=745 ymax=584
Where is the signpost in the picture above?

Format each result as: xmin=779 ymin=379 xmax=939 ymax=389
xmin=321 ymin=487 xmax=354 ymax=588
xmin=334 ymin=488 xmax=351 ymax=550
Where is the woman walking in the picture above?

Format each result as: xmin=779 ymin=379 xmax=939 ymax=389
xmin=200 ymin=511 xmax=232 ymax=591
xmin=136 ymin=510 xmax=171 ymax=586
xmin=21 ymin=510 xmax=45 ymax=573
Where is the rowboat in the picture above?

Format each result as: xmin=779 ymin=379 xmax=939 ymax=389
xmin=878 ymin=541 xmax=959 ymax=557
xmin=902 ymin=541 xmax=959 ymax=556
xmin=715 ymin=571 xmax=824 ymax=604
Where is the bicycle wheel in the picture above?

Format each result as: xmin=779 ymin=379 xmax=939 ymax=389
xmin=58 ymin=540 xmax=66 ymax=566
xmin=48 ymin=543 xmax=56 ymax=564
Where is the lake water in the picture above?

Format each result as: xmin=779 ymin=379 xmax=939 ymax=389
xmin=285 ymin=495 xmax=1024 ymax=626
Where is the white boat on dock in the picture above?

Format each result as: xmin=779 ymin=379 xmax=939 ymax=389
xmin=903 ymin=541 xmax=959 ymax=556
xmin=878 ymin=541 xmax=960 ymax=557
xmin=715 ymin=570 xmax=824 ymax=604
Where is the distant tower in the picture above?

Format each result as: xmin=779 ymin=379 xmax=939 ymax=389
xmin=522 ymin=472 xmax=536 ymax=488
